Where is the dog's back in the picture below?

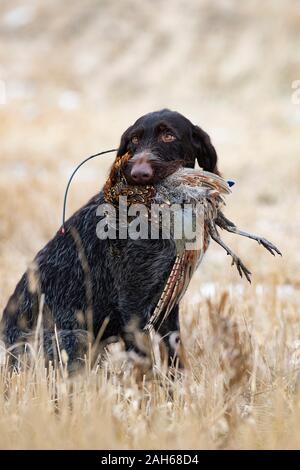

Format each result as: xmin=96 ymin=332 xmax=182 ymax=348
xmin=1 ymin=110 xmax=219 ymax=369
xmin=1 ymin=191 xmax=177 ymax=368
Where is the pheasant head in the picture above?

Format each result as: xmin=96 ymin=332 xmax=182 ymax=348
xmin=104 ymin=152 xmax=156 ymax=206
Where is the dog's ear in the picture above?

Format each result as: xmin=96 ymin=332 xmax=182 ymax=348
xmin=191 ymin=125 xmax=219 ymax=175
xmin=117 ymin=125 xmax=133 ymax=157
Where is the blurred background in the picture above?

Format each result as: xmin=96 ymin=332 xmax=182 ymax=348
xmin=0 ymin=0 xmax=299 ymax=311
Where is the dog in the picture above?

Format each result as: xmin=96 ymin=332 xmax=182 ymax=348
xmin=1 ymin=109 xmax=219 ymax=370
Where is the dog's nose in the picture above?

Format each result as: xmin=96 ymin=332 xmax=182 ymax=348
xmin=130 ymin=162 xmax=153 ymax=184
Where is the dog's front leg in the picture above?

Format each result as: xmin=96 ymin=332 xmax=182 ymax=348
xmin=121 ymin=305 xmax=184 ymax=371
xmin=155 ymin=304 xmax=184 ymax=369
xmin=113 ymin=239 xmax=179 ymax=366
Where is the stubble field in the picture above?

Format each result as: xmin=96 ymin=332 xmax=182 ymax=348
xmin=0 ymin=0 xmax=300 ymax=449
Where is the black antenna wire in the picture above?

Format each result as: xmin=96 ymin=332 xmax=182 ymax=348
xmin=60 ymin=148 xmax=118 ymax=234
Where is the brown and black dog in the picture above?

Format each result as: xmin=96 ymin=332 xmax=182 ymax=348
xmin=1 ymin=109 xmax=219 ymax=369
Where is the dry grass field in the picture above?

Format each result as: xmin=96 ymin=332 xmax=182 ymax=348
xmin=0 ymin=0 xmax=300 ymax=449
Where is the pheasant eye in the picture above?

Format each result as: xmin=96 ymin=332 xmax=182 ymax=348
xmin=131 ymin=136 xmax=139 ymax=145
xmin=161 ymin=132 xmax=176 ymax=143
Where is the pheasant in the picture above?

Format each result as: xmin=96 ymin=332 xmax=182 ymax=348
xmin=104 ymin=153 xmax=282 ymax=330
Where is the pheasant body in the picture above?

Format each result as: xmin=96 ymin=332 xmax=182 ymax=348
xmin=147 ymin=168 xmax=231 ymax=328
xmin=104 ymin=155 xmax=281 ymax=330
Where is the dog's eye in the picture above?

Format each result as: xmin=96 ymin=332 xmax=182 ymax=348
xmin=131 ymin=136 xmax=139 ymax=145
xmin=161 ymin=132 xmax=176 ymax=143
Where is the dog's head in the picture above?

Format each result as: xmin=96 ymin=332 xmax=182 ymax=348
xmin=116 ymin=109 xmax=219 ymax=185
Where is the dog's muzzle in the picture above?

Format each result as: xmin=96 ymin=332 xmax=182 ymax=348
xmin=127 ymin=151 xmax=155 ymax=185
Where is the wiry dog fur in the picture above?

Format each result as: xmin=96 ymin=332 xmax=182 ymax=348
xmin=1 ymin=109 xmax=219 ymax=369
